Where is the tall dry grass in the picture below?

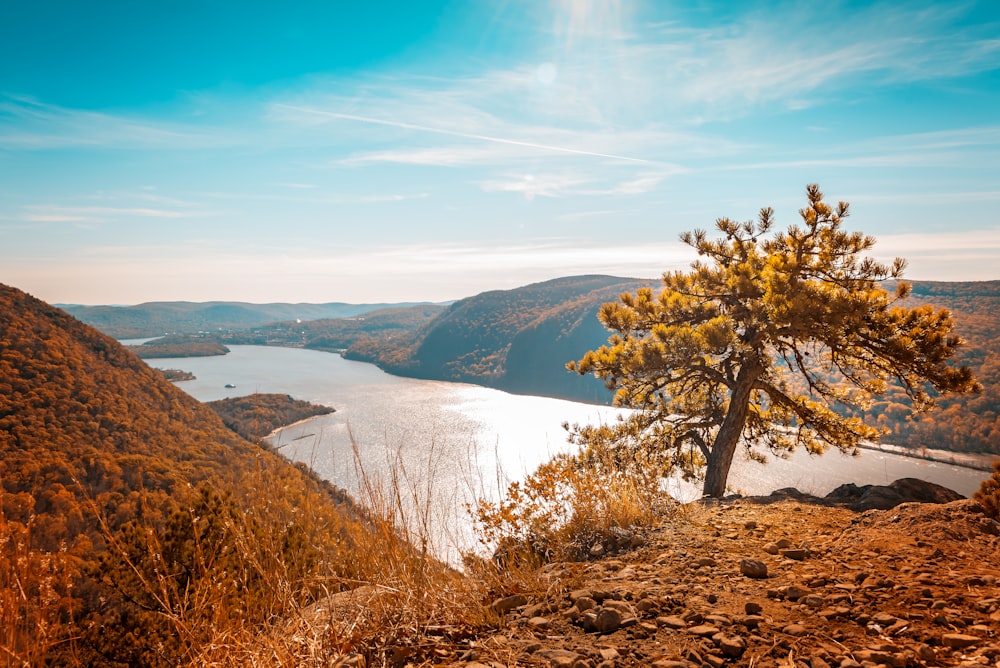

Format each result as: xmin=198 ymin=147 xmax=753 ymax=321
xmin=0 ymin=494 xmax=81 ymax=667
xmin=473 ymin=420 xmax=677 ymax=563
xmin=91 ymin=435 xmax=499 ymax=667
xmin=3 ymin=421 xmax=678 ymax=666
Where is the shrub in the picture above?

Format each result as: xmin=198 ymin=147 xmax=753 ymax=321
xmin=473 ymin=421 xmax=677 ymax=562
xmin=975 ymin=460 xmax=1000 ymax=519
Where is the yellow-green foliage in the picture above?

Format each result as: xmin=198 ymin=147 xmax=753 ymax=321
xmin=975 ymin=460 xmax=1000 ymax=519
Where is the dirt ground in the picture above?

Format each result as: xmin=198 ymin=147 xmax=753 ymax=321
xmin=399 ymin=495 xmax=1000 ymax=667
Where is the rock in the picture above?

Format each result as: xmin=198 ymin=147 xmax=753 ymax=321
xmin=658 ymin=615 xmax=687 ymax=629
xmin=704 ymin=654 xmax=726 ymax=668
xmin=528 ymin=616 xmax=551 ymax=629
xmin=784 ymin=584 xmax=809 ymax=601
xmin=635 ymin=598 xmax=656 ymax=614
xmin=718 ymin=634 xmax=748 ymax=657
xmin=819 ymin=607 xmax=850 ymax=620
xmin=590 ymin=542 xmax=606 ymax=557
xmin=942 ymin=633 xmax=982 ymax=649
xmin=745 ymin=602 xmax=763 ymax=615
xmin=872 ymin=612 xmax=898 ymax=625
xmin=764 ymin=543 xmax=780 ymax=555
xmin=490 ymin=594 xmax=528 ymax=615
xmin=705 ymin=614 xmax=731 ymax=627
xmin=686 ymin=624 xmax=721 ymax=637
xmin=595 ymin=608 xmax=623 ymax=634
xmin=824 ymin=478 xmax=963 ymax=510
xmin=575 ymin=596 xmax=598 ymax=612
xmin=780 ymin=548 xmax=808 ymax=560
xmin=741 ymin=558 xmax=768 ymax=579
xmin=917 ymin=644 xmax=936 ymax=661
xmin=536 ymin=648 xmax=581 ymax=667
xmin=599 ymin=648 xmax=621 ymax=661
xmin=634 ymin=621 xmax=658 ymax=638
xmin=783 ymin=623 xmax=807 ymax=636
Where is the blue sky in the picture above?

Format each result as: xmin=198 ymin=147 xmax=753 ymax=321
xmin=2 ymin=1 xmax=999 ymax=305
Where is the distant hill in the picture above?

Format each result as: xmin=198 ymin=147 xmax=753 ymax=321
xmin=345 ymin=275 xmax=660 ymax=403
xmin=0 ymin=284 xmax=378 ymax=664
xmin=347 ymin=276 xmax=1000 ymax=454
xmin=218 ymin=303 xmax=448 ymax=350
xmin=60 ymin=299 xmax=443 ymax=338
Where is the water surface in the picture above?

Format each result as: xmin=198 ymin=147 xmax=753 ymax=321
xmin=146 ymin=345 xmax=994 ymax=555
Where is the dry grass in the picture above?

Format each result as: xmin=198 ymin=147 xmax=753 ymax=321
xmin=3 ymin=423 xmax=680 ymax=666
xmin=0 ymin=496 xmax=81 ymax=667
xmin=95 ymin=434 xmax=499 ymax=667
xmin=473 ymin=422 xmax=677 ymax=563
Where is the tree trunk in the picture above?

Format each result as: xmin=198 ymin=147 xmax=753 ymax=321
xmin=702 ymin=360 xmax=761 ymax=498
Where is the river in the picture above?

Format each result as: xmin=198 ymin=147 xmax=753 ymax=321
xmin=143 ymin=345 xmax=994 ymax=558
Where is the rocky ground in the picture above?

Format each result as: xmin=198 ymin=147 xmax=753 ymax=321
xmin=401 ymin=486 xmax=1000 ymax=668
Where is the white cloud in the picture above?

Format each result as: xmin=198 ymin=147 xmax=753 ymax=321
xmin=22 ymin=205 xmax=191 ymax=222
xmin=0 ymin=95 xmax=229 ymax=150
xmin=275 ymin=105 xmax=655 ymax=164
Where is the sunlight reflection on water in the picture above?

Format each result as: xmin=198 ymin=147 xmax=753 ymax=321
xmin=147 ymin=346 xmax=992 ymax=561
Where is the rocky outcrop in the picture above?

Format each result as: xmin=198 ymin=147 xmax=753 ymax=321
xmin=824 ymin=477 xmax=965 ymax=510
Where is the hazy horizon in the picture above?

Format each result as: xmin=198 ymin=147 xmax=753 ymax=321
xmin=3 ymin=1 xmax=999 ymax=305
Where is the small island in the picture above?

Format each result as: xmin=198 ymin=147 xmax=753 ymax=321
xmin=206 ymin=393 xmax=334 ymax=441
xmin=128 ymin=334 xmax=230 ymax=359
xmin=157 ymin=368 xmax=196 ymax=382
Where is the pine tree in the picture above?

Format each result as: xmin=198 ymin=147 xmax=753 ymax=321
xmin=570 ymin=185 xmax=980 ymax=497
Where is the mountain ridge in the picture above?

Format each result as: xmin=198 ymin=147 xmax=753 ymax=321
xmin=61 ymin=299 xmax=446 ymax=338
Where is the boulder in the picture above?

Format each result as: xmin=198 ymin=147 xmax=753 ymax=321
xmin=824 ymin=478 xmax=963 ymax=511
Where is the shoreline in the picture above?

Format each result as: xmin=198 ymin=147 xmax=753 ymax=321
xmin=858 ymin=440 xmax=997 ymax=473
xmin=264 ymin=409 xmax=335 ymax=449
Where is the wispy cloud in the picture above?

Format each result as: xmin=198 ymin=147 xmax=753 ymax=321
xmin=641 ymin=3 xmax=1000 ymax=114
xmin=275 ymin=104 xmax=655 ymax=164
xmin=478 ymin=168 xmax=681 ymax=199
xmin=22 ymin=205 xmax=191 ymax=222
xmin=0 ymin=95 xmax=228 ymax=150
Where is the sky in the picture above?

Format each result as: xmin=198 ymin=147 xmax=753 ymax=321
xmin=2 ymin=1 xmax=999 ymax=305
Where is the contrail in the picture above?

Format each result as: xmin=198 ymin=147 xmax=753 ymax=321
xmin=275 ymin=104 xmax=652 ymax=164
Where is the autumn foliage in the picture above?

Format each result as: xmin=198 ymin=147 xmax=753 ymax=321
xmin=0 ymin=284 xmax=382 ymax=665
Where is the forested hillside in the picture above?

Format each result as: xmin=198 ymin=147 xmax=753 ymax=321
xmin=346 ymin=275 xmax=659 ymax=403
xmin=864 ymin=280 xmax=1000 ymax=453
xmin=0 ymin=284 xmax=380 ymax=665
